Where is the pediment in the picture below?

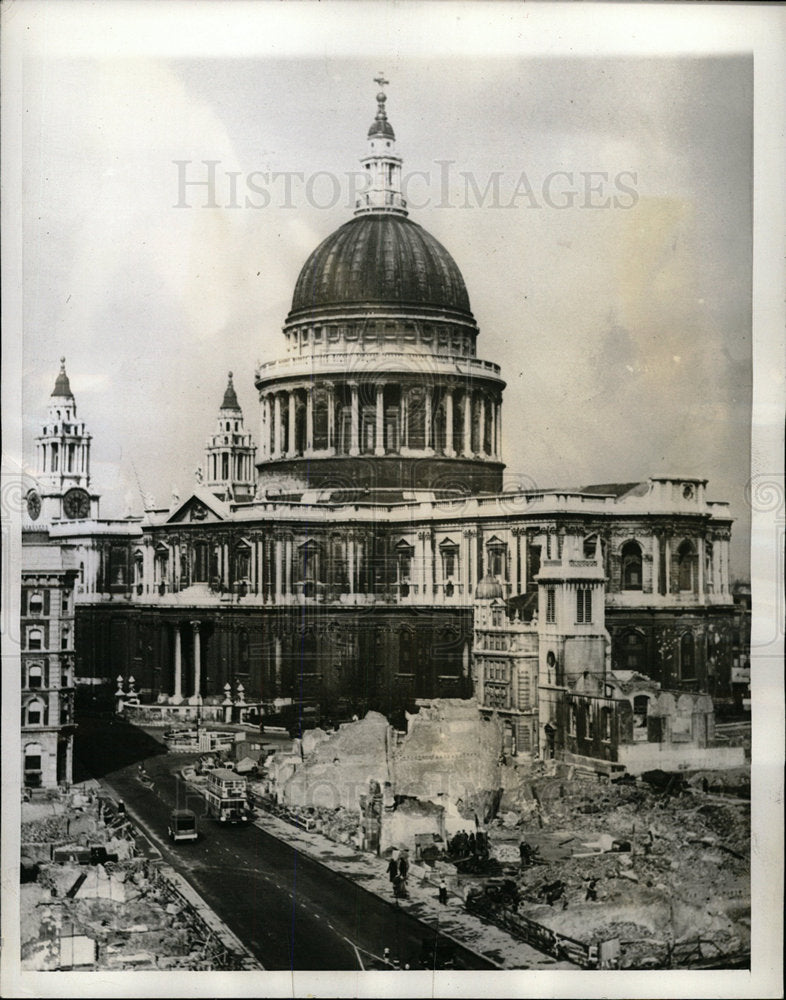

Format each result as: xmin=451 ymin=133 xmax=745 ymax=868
xmin=167 ymin=490 xmax=228 ymax=524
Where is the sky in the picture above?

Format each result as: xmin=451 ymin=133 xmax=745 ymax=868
xmin=15 ymin=7 xmax=756 ymax=578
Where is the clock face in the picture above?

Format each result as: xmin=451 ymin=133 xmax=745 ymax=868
xmin=63 ymin=487 xmax=90 ymax=519
xmin=683 ymin=484 xmax=694 ymax=500
xmin=26 ymin=490 xmax=41 ymax=521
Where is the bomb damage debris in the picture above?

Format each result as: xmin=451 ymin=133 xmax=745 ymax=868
xmin=19 ymin=783 xmax=258 ymax=971
xmin=168 ymin=698 xmax=749 ymax=970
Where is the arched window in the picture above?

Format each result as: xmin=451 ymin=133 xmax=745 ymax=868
xmin=680 ymin=631 xmax=696 ymax=679
xmin=51 ymin=443 xmax=59 ymax=471
xmin=621 ymin=541 xmax=643 ymax=590
xmin=29 ymin=592 xmax=44 ymax=615
xmin=27 ymin=627 xmax=43 ymax=651
xmin=24 ymin=698 xmax=47 ymax=727
xmin=23 ymin=742 xmax=44 ymax=787
xmin=27 ymin=663 xmax=44 ymax=689
xmin=678 ymin=541 xmax=695 ymax=592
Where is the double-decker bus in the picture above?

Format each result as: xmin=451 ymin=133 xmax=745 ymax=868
xmin=204 ymin=768 xmax=251 ymax=824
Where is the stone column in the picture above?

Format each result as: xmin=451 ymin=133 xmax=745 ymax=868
xmin=425 ymin=390 xmax=433 ymax=451
xmin=651 ymin=532 xmax=660 ymax=596
xmin=721 ymin=538 xmax=731 ymax=597
xmin=463 ymin=393 xmax=473 ymax=457
xmin=326 ymin=382 xmax=335 ymax=453
xmin=375 ymin=384 xmax=385 ymax=455
xmin=349 ymin=382 xmax=360 ymax=456
xmin=274 ymin=538 xmax=284 ymax=602
xmin=288 ymin=391 xmax=297 ymax=457
xmin=697 ymin=536 xmax=705 ymax=601
xmin=712 ymin=538 xmax=721 ymax=595
xmin=274 ymin=635 xmax=282 ymax=691
xmin=306 ymin=387 xmax=314 ymax=453
xmin=285 ymin=536 xmax=294 ymax=597
xmin=520 ymin=530 xmax=528 ymax=592
xmin=445 ymin=388 xmax=455 ymax=457
xmin=189 ymin=621 xmax=201 ymax=703
xmin=273 ymin=394 xmax=282 ymax=458
xmin=173 ymin=625 xmax=182 ymax=703
xmin=664 ymin=535 xmax=671 ymax=595
xmin=347 ymin=536 xmax=355 ymax=594
xmin=478 ymin=396 xmax=487 ymax=455
xmin=511 ymin=529 xmax=519 ymax=596
xmin=261 ymin=396 xmax=270 ymax=460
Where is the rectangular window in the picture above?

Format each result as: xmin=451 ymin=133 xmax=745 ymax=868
xmin=546 ymin=588 xmax=556 ymax=624
xmin=576 ymin=588 xmax=592 ymax=624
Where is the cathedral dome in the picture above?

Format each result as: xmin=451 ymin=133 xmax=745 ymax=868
xmin=288 ymin=214 xmax=473 ymax=320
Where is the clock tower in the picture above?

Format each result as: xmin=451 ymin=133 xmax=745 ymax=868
xmin=27 ymin=358 xmax=99 ymax=524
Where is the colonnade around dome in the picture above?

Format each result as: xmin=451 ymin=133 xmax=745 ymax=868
xmin=257 ymin=379 xmax=503 ymax=464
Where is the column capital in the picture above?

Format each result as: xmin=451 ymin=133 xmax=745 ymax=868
xmin=190 ymin=620 xmax=201 ymax=631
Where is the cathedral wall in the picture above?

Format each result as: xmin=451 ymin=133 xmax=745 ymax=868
xmin=75 ymin=603 xmax=474 ymax=720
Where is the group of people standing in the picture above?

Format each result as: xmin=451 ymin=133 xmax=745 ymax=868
xmin=448 ymin=828 xmax=489 ymax=860
xmin=387 ymin=852 xmax=410 ymax=898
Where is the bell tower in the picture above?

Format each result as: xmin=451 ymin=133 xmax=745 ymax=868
xmin=204 ymin=372 xmax=257 ymax=502
xmin=28 ymin=359 xmax=99 ymax=523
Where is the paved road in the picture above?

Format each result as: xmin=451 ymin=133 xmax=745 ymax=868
xmin=74 ymin=715 xmax=495 ymax=971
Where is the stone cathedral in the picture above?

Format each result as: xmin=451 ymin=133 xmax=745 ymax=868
xmin=22 ymin=83 xmax=739 ymax=782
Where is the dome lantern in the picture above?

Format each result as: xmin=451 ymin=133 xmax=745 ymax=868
xmin=355 ymin=74 xmax=407 ymax=218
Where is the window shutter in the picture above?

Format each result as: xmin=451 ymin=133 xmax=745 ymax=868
xmin=43 ymin=590 xmax=50 ymax=616
xmin=21 ymin=589 xmax=28 ymax=615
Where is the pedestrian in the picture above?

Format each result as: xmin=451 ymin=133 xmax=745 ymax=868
xmin=585 ymin=879 xmax=597 ymax=902
xmin=387 ymin=856 xmax=398 ymax=884
xmin=398 ymin=854 xmax=409 ymax=881
xmin=439 ymin=879 xmax=448 ymax=905
xmin=383 ymin=947 xmax=391 ymax=964
xmin=468 ymin=832 xmax=476 ymax=855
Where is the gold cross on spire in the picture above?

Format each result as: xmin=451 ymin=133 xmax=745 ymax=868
xmin=374 ymin=73 xmax=389 ymax=90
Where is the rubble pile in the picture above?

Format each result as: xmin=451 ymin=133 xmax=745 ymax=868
xmin=20 ymin=785 xmax=250 ymax=971
xmin=279 ymin=711 xmax=391 ymax=810
xmin=477 ymin=774 xmax=750 ymax=968
xmin=393 ymin=700 xmax=503 ymax=824
xmin=21 ymin=863 xmax=209 ymax=970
